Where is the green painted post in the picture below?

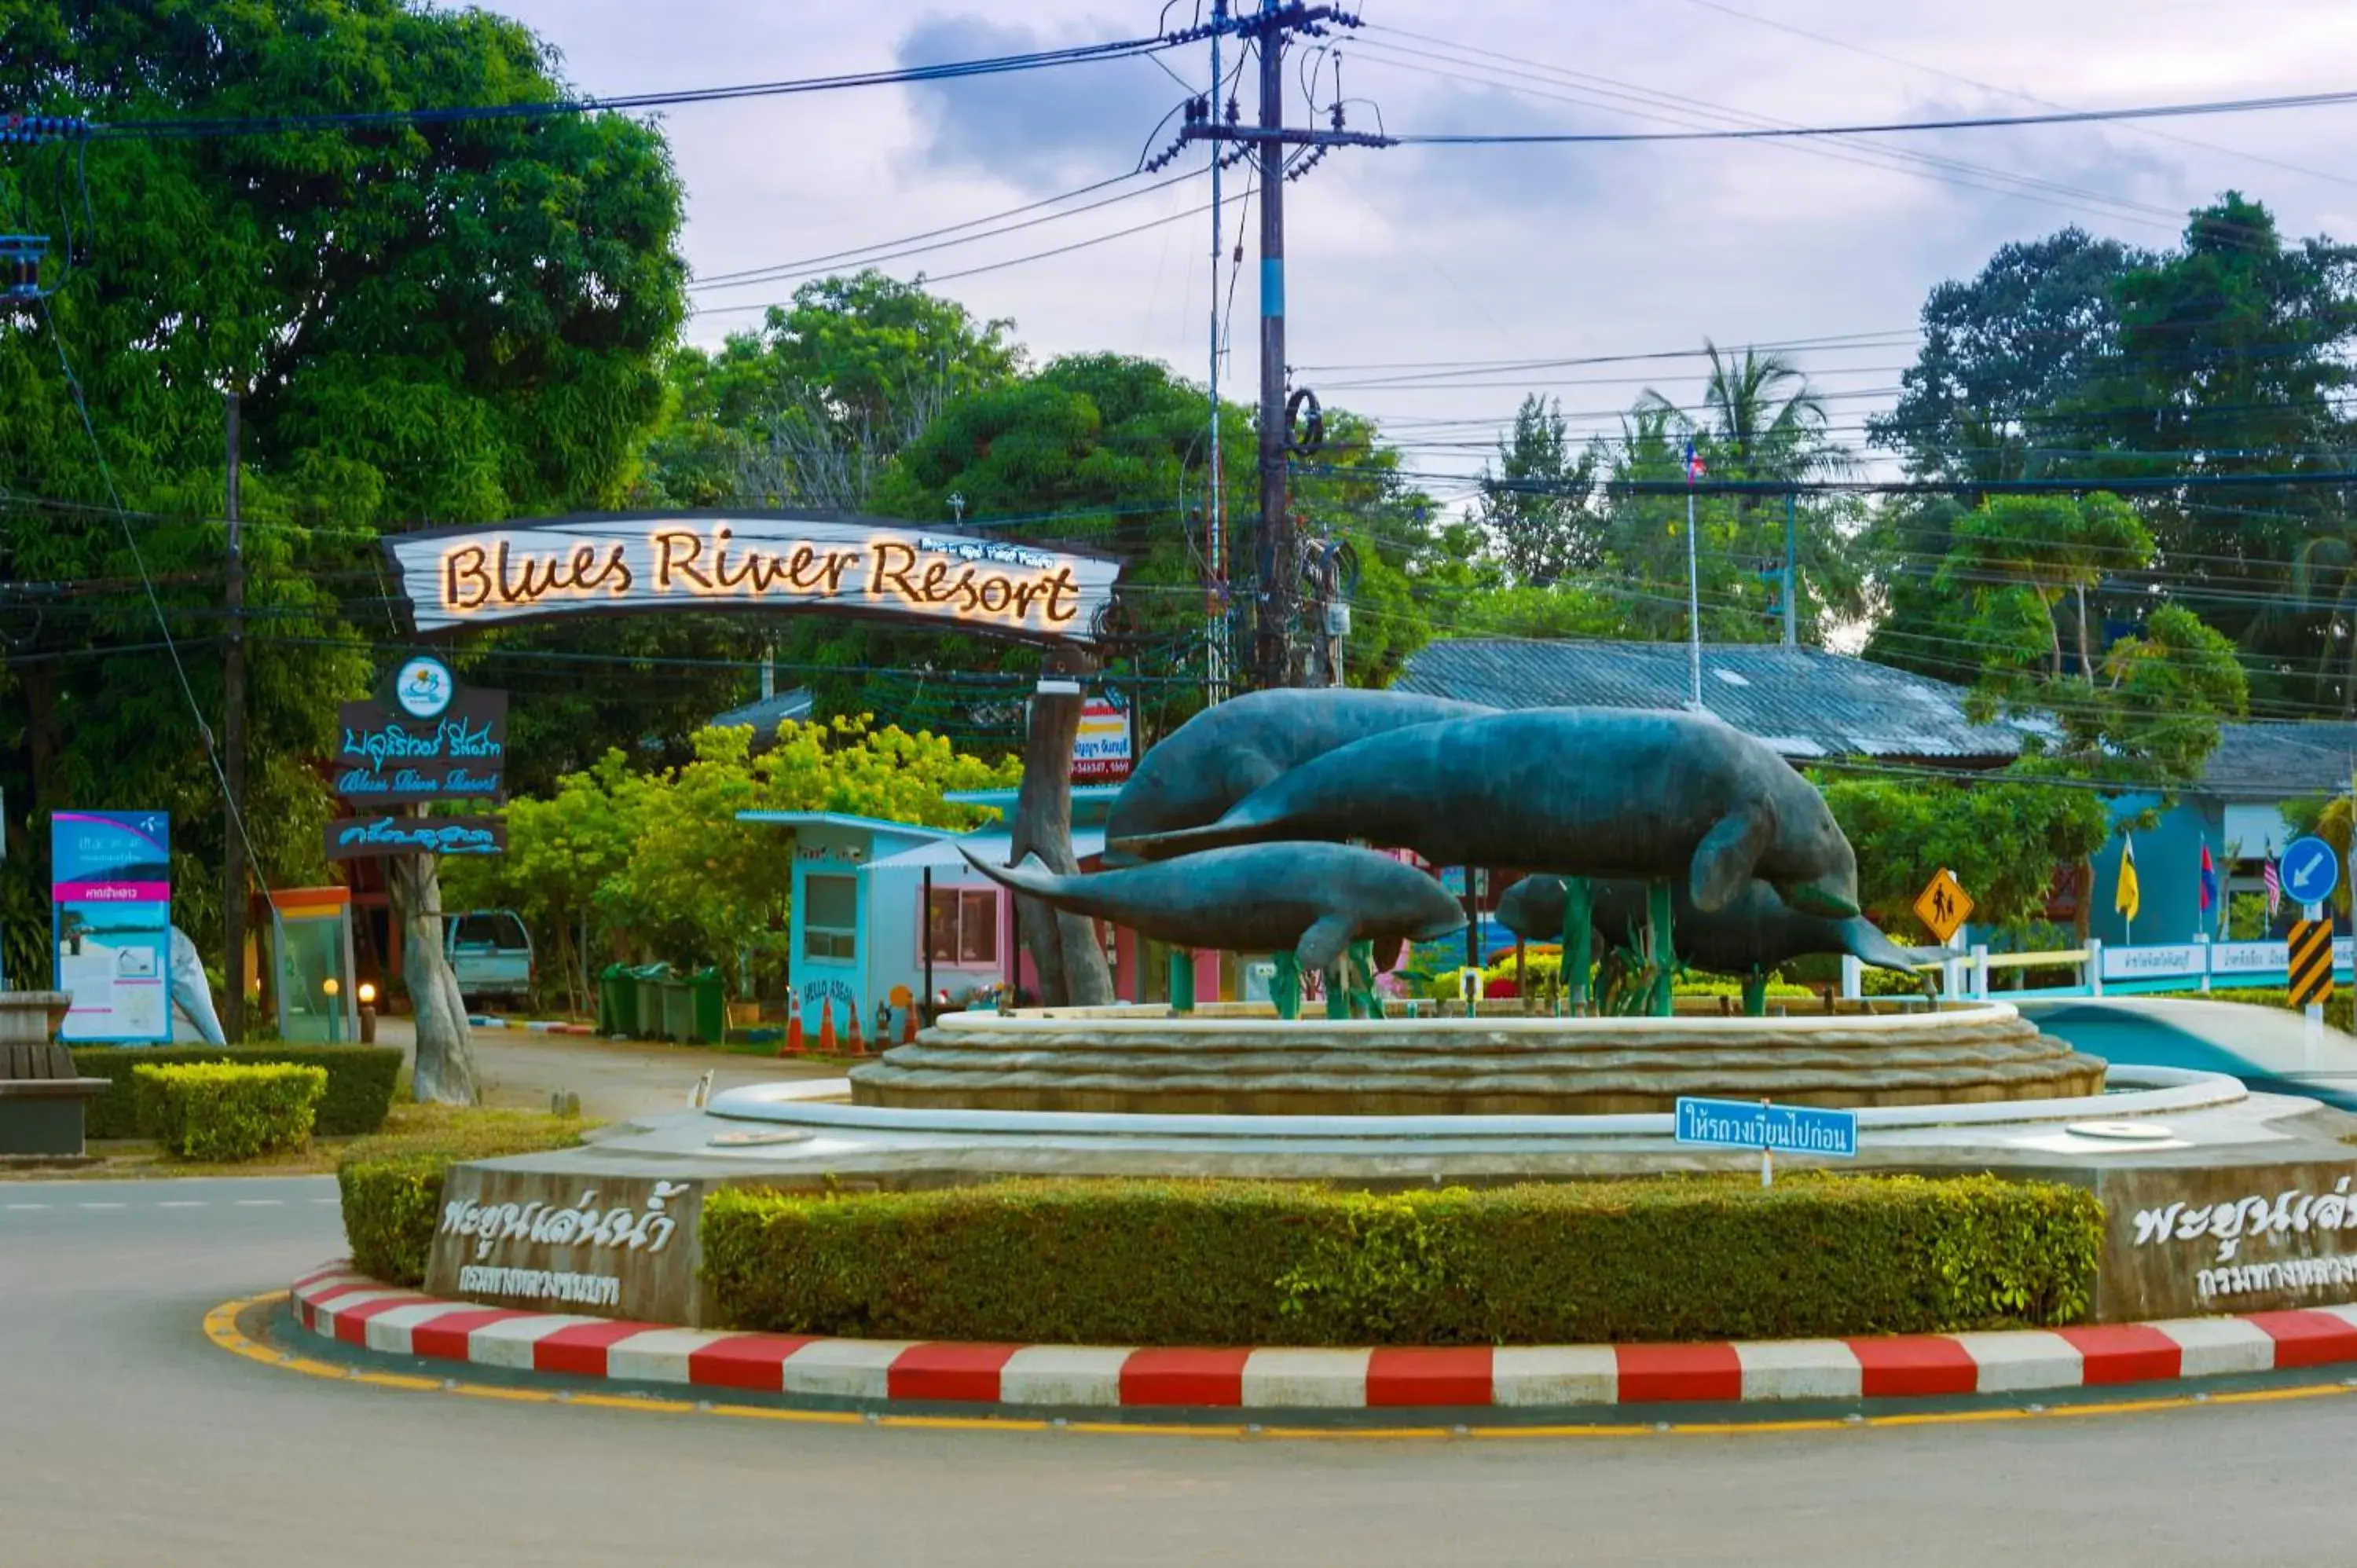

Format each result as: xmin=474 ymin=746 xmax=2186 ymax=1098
xmin=1324 ymin=962 xmax=1351 ymax=1019
xmin=1270 ymin=951 xmax=1301 ymax=1021
xmin=1168 ymin=947 xmax=1196 ymax=1014
xmin=1741 ymin=968 xmax=1769 ymax=1017
xmin=1563 ymin=876 xmax=1593 ymax=1016
xmin=1345 ymin=939 xmax=1381 ymax=1020
xmin=1647 ymin=880 xmax=1675 ymax=1017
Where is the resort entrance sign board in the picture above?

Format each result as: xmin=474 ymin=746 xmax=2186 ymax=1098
xmin=382 ymin=513 xmax=1125 ymax=643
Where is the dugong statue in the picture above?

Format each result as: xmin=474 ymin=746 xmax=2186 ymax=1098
xmin=1113 ymin=707 xmax=1860 ymax=920
xmin=1495 ymin=874 xmax=1918 ymax=976
xmin=959 ymin=841 xmax=1466 ymax=973
xmin=1103 ymin=688 xmax=1487 ymax=856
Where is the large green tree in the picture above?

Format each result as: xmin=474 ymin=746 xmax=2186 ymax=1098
xmin=0 ymin=0 xmax=687 ymax=984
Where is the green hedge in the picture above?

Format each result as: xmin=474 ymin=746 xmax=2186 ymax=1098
xmin=336 ymin=1111 xmax=590 ymax=1286
xmin=74 ymin=1046 xmax=399 ymax=1139
xmin=133 ymin=1063 xmax=326 ymax=1162
xmin=702 ymin=1175 xmax=2101 ymax=1346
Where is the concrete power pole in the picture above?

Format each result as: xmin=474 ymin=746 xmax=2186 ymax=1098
xmin=1251 ymin=15 xmax=1292 ymax=695
xmin=222 ymin=390 xmax=247 ymax=1043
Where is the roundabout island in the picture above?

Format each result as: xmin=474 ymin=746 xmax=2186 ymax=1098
xmin=346 ymin=693 xmax=2357 ymax=1392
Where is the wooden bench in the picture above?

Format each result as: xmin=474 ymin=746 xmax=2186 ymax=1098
xmin=0 ymin=992 xmax=110 ymax=1161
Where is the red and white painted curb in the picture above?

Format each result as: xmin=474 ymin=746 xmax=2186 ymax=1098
xmin=288 ymin=1264 xmax=2357 ymax=1411
xmin=466 ymin=1017 xmax=594 ymax=1035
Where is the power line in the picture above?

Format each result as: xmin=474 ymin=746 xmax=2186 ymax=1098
xmin=75 ymin=27 xmax=1217 ymax=141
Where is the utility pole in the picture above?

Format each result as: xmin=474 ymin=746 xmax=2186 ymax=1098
xmin=222 ymin=389 xmax=247 ymax=1043
xmin=1252 ymin=16 xmax=1290 ymax=694
xmin=1205 ymin=0 xmax=1229 ymax=706
xmin=1176 ymin=3 xmax=1372 ymax=694
xmin=1781 ymin=490 xmax=1798 ymax=647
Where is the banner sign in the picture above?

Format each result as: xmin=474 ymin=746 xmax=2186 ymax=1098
xmin=325 ymin=815 xmax=507 ymax=861
xmin=2100 ymin=943 xmax=2207 ymax=981
xmin=334 ymin=688 xmax=508 ymax=804
xmin=51 ymin=810 xmax=171 ymax=1044
xmin=1072 ymin=693 xmax=1135 ymax=782
xmin=382 ymin=513 xmax=1124 ymax=643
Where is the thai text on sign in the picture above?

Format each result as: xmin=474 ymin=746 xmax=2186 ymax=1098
xmin=1673 ymin=1096 xmax=1859 ymax=1159
xmin=382 ymin=514 xmax=1124 ymax=642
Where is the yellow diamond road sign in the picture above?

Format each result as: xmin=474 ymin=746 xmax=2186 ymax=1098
xmin=1913 ymin=868 xmax=1974 ymax=944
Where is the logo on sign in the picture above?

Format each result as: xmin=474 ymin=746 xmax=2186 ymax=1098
xmin=394 ymin=655 xmax=456 ymax=720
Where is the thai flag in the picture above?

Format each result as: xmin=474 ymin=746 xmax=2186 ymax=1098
xmin=2199 ymin=843 xmax=2218 ymax=915
xmin=2264 ymin=848 xmax=2282 ymax=918
xmin=1684 ymin=440 xmax=1706 ymax=482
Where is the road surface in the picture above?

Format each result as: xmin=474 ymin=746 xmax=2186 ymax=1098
xmin=6 ymin=1178 xmax=2357 ymax=1566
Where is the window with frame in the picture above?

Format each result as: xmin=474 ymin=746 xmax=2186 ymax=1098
xmin=926 ymin=888 xmax=998 ymax=965
xmin=802 ymin=874 xmax=859 ymax=961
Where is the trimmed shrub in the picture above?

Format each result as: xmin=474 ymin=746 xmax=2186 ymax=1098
xmin=336 ymin=1109 xmax=590 ymax=1286
xmin=702 ymin=1174 xmax=2102 ymax=1346
xmin=74 ymin=1046 xmax=399 ymax=1138
xmin=133 ymin=1063 xmax=327 ymax=1162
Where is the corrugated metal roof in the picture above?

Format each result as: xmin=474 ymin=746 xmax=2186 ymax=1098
xmin=1393 ymin=639 xmax=2040 ymax=764
xmin=2201 ymin=720 xmax=2357 ymax=800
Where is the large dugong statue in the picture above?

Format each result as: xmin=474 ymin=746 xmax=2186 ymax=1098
xmin=1112 ymin=707 xmax=1861 ymax=920
xmin=1103 ymin=688 xmax=1488 ymax=855
xmin=1496 ymin=874 xmax=1918 ymax=976
xmin=959 ymin=841 xmax=1467 ymax=973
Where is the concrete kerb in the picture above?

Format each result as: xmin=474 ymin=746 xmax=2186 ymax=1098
xmin=286 ymin=1264 xmax=2357 ymax=1417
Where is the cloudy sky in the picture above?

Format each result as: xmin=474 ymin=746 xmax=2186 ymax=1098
xmin=497 ymin=0 xmax=2357 ymax=493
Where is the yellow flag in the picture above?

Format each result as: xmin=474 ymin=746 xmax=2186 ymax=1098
xmin=2114 ymin=833 xmax=2142 ymax=923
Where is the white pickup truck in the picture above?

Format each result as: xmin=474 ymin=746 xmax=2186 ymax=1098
xmin=444 ymin=909 xmax=533 ymax=1005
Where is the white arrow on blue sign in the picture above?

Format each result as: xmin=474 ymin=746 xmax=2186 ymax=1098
xmin=1674 ymin=1097 xmax=1859 ymax=1159
xmin=2282 ymin=835 xmax=2341 ymax=907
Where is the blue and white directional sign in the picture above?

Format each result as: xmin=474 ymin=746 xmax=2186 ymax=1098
xmin=2282 ymin=835 xmax=2341 ymax=909
xmin=1674 ymin=1097 xmax=1859 ymax=1159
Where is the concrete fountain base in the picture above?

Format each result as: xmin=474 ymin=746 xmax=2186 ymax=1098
xmin=845 ymin=999 xmax=2106 ymax=1116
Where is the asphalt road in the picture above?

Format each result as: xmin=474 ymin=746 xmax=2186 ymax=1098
xmin=5 ymin=1179 xmax=2357 ymax=1566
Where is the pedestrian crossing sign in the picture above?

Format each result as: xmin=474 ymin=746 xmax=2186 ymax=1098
xmin=1912 ymin=868 xmax=1974 ymax=945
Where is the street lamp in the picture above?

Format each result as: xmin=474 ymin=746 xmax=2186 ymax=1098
xmin=357 ymin=980 xmax=379 ymax=1045
xmin=322 ymin=976 xmax=341 ymax=1045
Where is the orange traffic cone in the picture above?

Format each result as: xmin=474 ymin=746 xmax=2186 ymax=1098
xmin=845 ymin=1006 xmax=867 ymax=1058
xmin=816 ymin=1000 xmax=838 ymax=1056
xmin=782 ymin=992 xmax=805 ymax=1057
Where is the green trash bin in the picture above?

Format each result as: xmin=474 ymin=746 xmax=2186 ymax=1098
xmin=687 ymin=969 xmax=728 ymax=1045
xmin=632 ymin=963 xmax=672 ymax=1039
xmin=658 ymin=976 xmax=694 ymax=1043
xmin=596 ymin=965 xmax=629 ymax=1037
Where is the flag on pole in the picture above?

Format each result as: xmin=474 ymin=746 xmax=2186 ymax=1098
xmin=1684 ymin=441 xmax=1706 ymax=482
xmin=2264 ymin=844 xmax=2282 ymax=919
xmin=2199 ymin=843 xmax=2219 ymax=918
xmin=2115 ymin=833 xmax=2142 ymax=924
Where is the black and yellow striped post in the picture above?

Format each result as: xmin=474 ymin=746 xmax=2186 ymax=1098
xmin=2289 ymin=918 xmax=2334 ymax=1009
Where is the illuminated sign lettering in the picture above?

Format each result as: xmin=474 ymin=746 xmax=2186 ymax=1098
xmin=383 ymin=513 xmax=1121 ymax=641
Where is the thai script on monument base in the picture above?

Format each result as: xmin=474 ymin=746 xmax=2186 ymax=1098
xmin=2132 ymin=1178 xmax=2357 ymax=1263
xmin=439 ymin=1180 xmax=690 ymax=1261
xmin=456 ymin=1266 xmax=622 ymax=1308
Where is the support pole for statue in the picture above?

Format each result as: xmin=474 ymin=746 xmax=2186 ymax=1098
xmin=1646 ymin=880 xmax=1676 ymax=1018
xmin=1270 ymin=951 xmax=1301 ymax=1020
xmin=1741 ymin=967 xmax=1769 ymax=1017
xmin=1168 ymin=947 xmax=1195 ymax=1013
xmin=1562 ymin=876 xmax=1593 ymax=1017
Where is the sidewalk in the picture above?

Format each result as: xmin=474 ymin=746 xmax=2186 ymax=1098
xmin=372 ymin=1017 xmax=839 ymax=1122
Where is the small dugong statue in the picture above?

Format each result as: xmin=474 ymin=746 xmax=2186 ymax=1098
xmin=1496 ymin=874 xmax=1918 ymax=976
xmin=1113 ymin=707 xmax=1860 ymax=920
xmin=959 ymin=841 xmax=1467 ymax=973
xmin=1103 ymin=688 xmax=1487 ymax=858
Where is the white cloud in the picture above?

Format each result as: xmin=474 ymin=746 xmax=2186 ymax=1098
xmin=489 ymin=0 xmax=2357 ymax=487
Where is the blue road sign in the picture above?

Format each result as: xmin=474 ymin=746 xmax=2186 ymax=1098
xmin=2282 ymin=835 xmax=2341 ymax=909
xmin=1674 ymin=1097 xmax=1859 ymax=1159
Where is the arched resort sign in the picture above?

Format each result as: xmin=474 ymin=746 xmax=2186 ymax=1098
xmin=380 ymin=511 xmax=1126 ymax=643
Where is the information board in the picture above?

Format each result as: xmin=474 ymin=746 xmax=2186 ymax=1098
xmin=51 ymin=810 xmax=171 ymax=1044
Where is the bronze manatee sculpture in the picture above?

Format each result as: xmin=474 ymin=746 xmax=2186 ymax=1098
xmin=1112 ymin=707 xmax=1860 ymax=920
xmin=959 ymin=841 xmax=1466 ymax=972
xmin=1496 ymin=874 xmax=1918 ymax=976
